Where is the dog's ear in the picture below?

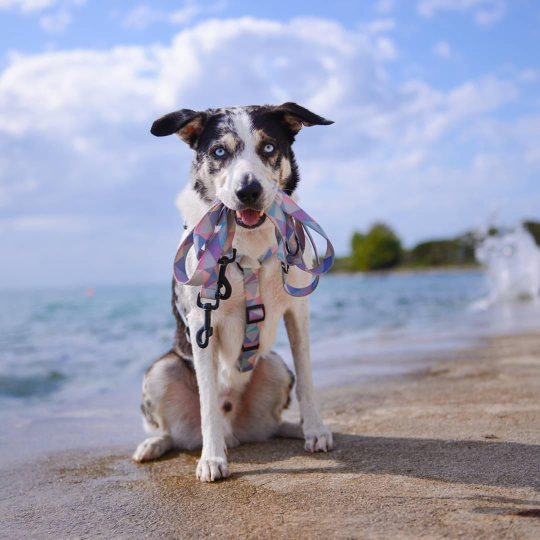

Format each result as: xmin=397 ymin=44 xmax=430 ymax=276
xmin=274 ymin=102 xmax=333 ymax=136
xmin=150 ymin=109 xmax=208 ymax=148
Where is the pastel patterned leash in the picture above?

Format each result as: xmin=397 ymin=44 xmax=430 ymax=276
xmin=173 ymin=189 xmax=335 ymax=370
xmin=173 ymin=202 xmax=236 ymax=301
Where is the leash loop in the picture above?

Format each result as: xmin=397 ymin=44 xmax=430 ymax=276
xmin=265 ymin=190 xmax=334 ymax=297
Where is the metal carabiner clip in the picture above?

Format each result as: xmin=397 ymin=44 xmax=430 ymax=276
xmin=217 ymin=249 xmax=237 ymax=300
xmin=195 ymin=293 xmax=220 ymax=349
xmin=195 ymin=306 xmax=214 ymax=348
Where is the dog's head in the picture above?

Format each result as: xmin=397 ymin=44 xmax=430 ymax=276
xmin=151 ymin=103 xmax=333 ymax=229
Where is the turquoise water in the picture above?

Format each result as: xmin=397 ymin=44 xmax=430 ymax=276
xmin=0 ymin=269 xmax=517 ymax=406
xmin=0 ymin=270 xmax=530 ymax=404
xmin=2 ymin=269 xmax=540 ymax=466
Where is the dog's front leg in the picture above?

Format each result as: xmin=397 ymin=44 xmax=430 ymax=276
xmin=191 ymin=332 xmax=230 ymax=482
xmin=284 ymin=298 xmax=334 ymax=453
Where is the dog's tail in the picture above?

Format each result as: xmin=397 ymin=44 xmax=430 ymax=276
xmin=276 ymin=421 xmax=304 ymax=439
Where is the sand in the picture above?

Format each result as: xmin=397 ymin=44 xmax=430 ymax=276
xmin=1 ymin=331 xmax=540 ymax=539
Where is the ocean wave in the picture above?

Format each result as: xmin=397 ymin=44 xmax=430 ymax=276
xmin=0 ymin=371 xmax=67 ymax=398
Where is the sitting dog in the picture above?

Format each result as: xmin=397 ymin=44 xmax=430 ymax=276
xmin=133 ymin=103 xmax=334 ymax=481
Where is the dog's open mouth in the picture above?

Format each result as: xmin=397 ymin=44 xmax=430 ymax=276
xmin=235 ymin=209 xmax=266 ymax=229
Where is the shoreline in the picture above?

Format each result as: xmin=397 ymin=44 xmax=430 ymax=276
xmin=329 ymin=265 xmax=483 ymax=277
xmin=2 ymin=329 xmax=540 ymax=538
xmin=0 ymin=266 xmax=485 ymax=293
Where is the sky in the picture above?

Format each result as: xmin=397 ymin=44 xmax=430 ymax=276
xmin=1 ymin=0 xmax=539 ymax=288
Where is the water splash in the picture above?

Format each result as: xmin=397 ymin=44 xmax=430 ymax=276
xmin=474 ymin=224 xmax=540 ymax=307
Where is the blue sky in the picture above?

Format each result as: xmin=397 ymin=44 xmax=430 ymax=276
xmin=1 ymin=0 xmax=539 ymax=288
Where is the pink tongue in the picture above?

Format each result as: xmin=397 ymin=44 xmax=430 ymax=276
xmin=241 ymin=209 xmax=260 ymax=226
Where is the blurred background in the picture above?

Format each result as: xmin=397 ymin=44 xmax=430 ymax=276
xmin=1 ymin=0 xmax=539 ymax=463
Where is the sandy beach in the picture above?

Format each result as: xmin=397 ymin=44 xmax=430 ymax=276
xmin=2 ymin=330 xmax=540 ymax=539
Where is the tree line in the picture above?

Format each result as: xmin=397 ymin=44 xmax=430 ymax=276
xmin=331 ymin=221 xmax=540 ymax=273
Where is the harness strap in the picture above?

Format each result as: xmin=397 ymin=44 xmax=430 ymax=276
xmin=238 ymin=265 xmax=263 ymax=372
xmin=236 ymin=245 xmax=276 ymax=372
xmin=172 ymin=189 xmax=335 ymax=372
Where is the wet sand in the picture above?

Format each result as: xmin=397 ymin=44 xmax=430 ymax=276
xmin=2 ymin=331 xmax=540 ymax=539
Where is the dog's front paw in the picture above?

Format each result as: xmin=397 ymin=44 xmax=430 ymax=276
xmin=196 ymin=456 xmax=231 ymax=482
xmin=304 ymin=424 xmax=334 ymax=453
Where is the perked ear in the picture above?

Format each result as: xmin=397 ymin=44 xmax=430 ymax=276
xmin=275 ymin=102 xmax=334 ymax=135
xmin=150 ymin=109 xmax=208 ymax=148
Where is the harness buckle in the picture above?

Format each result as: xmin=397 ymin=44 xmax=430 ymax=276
xmin=281 ymin=262 xmax=289 ymax=274
xmin=245 ymin=304 xmax=265 ymax=324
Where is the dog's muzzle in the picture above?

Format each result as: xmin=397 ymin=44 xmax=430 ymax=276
xmin=234 ymin=180 xmax=266 ymax=228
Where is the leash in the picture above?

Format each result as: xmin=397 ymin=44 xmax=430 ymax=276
xmin=173 ymin=189 xmax=335 ymax=372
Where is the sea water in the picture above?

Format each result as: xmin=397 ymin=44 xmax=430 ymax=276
xmin=1 ymin=264 xmax=539 ymax=465
xmin=2 ymin=268 xmax=539 ymax=405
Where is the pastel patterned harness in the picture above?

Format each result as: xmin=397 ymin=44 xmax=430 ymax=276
xmin=173 ymin=189 xmax=335 ymax=372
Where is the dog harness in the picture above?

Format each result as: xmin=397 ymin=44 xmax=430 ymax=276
xmin=173 ymin=189 xmax=335 ymax=372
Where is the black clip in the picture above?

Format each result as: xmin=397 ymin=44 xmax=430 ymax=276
xmin=195 ymin=249 xmax=236 ymax=348
xmin=217 ymin=248 xmax=236 ymax=300
xmin=195 ymin=293 xmax=220 ymax=348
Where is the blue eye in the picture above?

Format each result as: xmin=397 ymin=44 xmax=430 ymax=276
xmin=264 ymin=144 xmax=275 ymax=154
xmin=214 ymin=147 xmax=226 ymax=158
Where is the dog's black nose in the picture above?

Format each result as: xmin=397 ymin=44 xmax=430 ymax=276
xmin=236 ymin=181 xmax=262 ymax=205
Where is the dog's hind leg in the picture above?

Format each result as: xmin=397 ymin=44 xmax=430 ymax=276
xmin=276 ymin=421 xmax=304 ymax=439
xmin=132 ymin=435 xmax=173 ymax=463
xmin=133 ymin=351 xmax=202 ymax=463
xmin=232 ymin=351 xmax=301 ymax=443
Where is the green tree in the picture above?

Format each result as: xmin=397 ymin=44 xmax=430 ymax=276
xmin=350 ymin=223 xmax=402 ymax=271
xmin=524 ymin=221 xmax=540 ymax=247
xmin=406 ymin=233 xmax=477 ymax=267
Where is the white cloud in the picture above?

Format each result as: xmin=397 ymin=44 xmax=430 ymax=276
xmin=417 ymin=0 xmax=506 ymax=26
xmin=0 ymin=0 xmax=84 ymax=34
xmin=0 ymin=16 xmax=537 ymax=286
xmin=2 ymin=214 xmax=87 ymax=232
xmin=433 ymin=40 xmax=451 ymax=58
xmin=526 ymin=146 xmax=540 ymax=165
xmin=519 ymin=69 xmax=538 ymax=83
xmin=474 ymin=0 xmax=505 ymax=25
xmin=122 ymin=1 xmax=225 ymax=30
xmin=0 ymin=17 xmax=394 ymax=139
xmin=39 ymin=8 xmax=71 ymax=33
xmin=0 ymin=0 xmax=83 ymax=12
xmin=375 ymin=36 xmax=398 ymax=60
xmin=169 ymin=2 xmax=202 ymax=25
xmin=122 ymin=5 xmax=177 ymax=30
xmin=373 ymin=0 xmax=395 ymax=14
xmin=0 ymin=0 xmax=55 ymax=12
xmin=359 ymin=18 xmax=396 ymax=35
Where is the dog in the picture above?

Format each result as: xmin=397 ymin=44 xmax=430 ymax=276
xmin=132 ymin=103 xmax=334 ymax=482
